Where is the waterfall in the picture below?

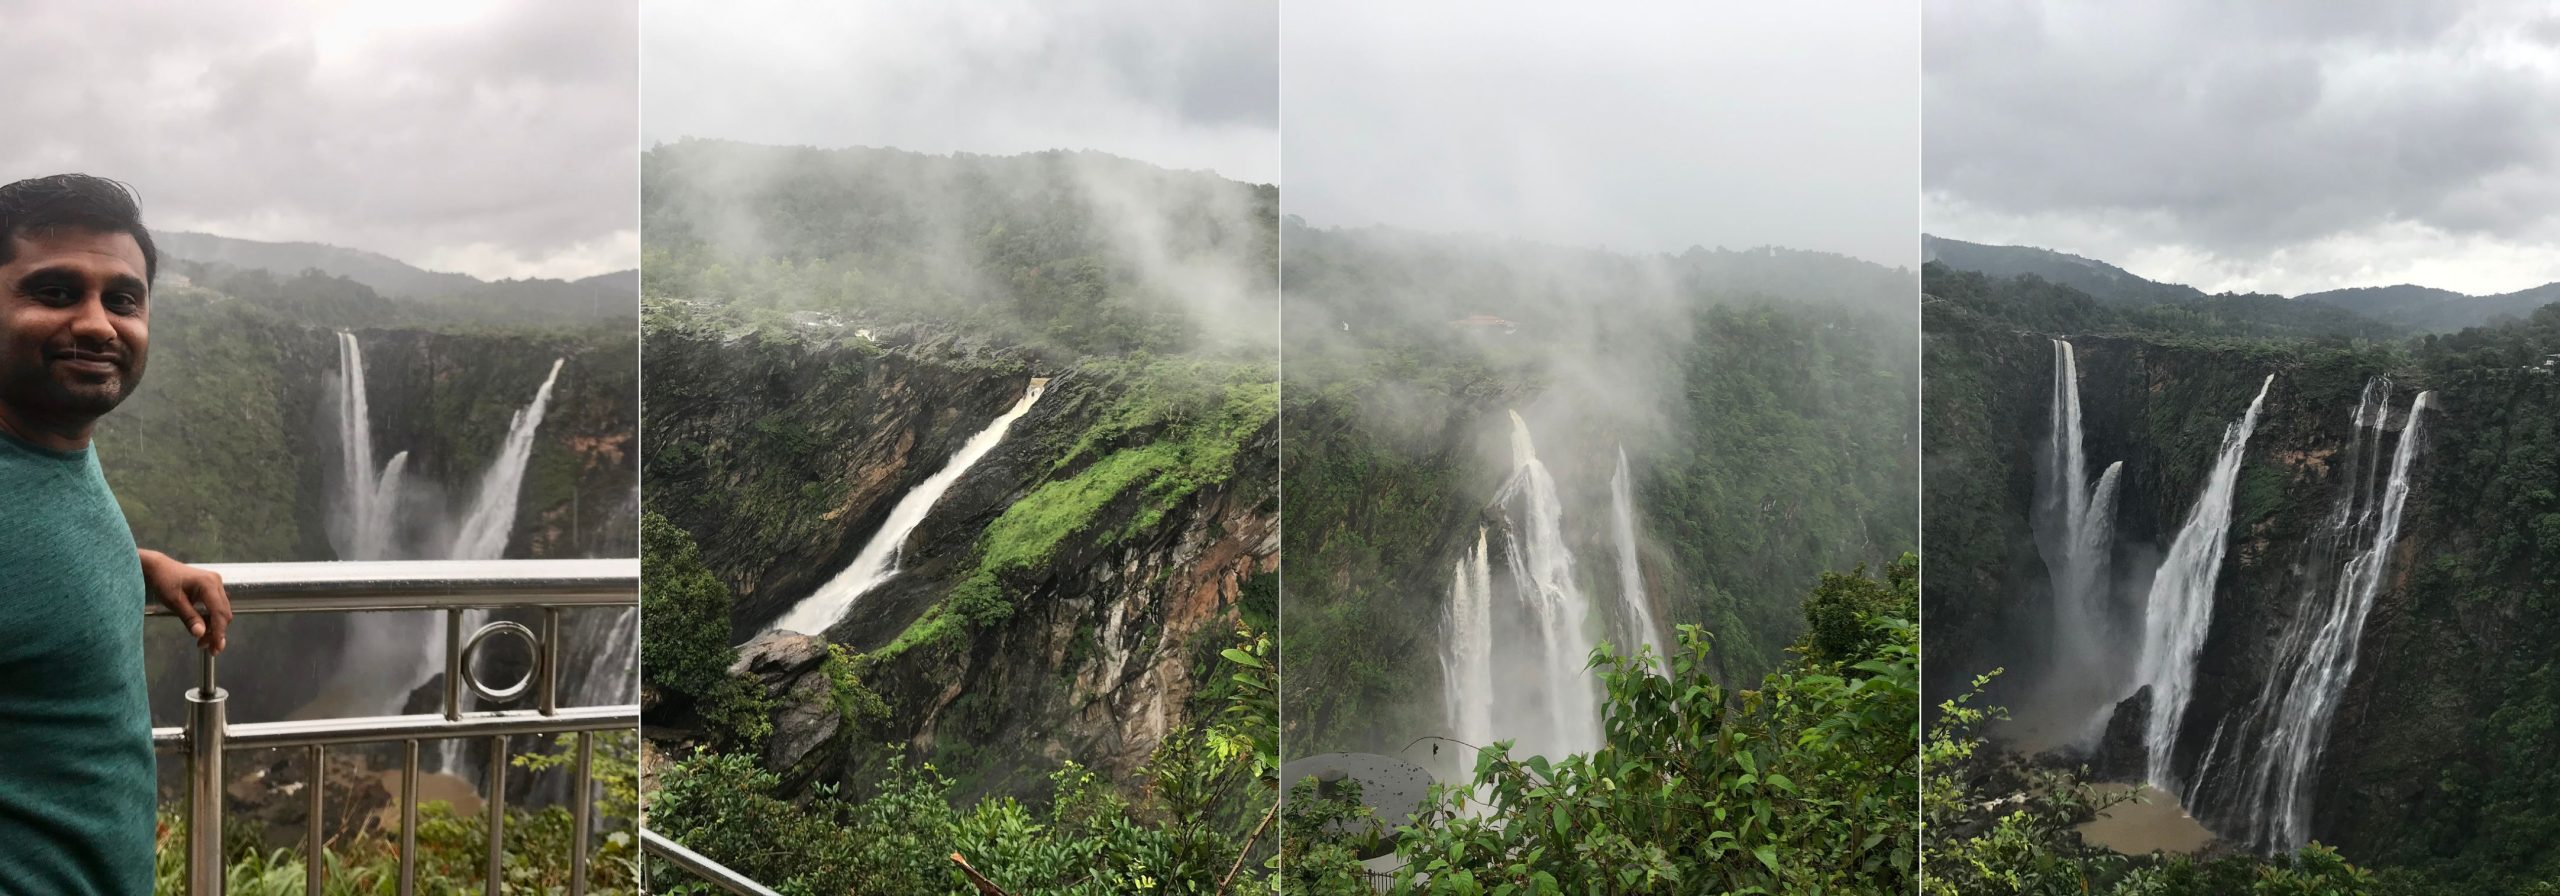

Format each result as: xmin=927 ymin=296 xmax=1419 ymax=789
xmin=2032 ymin=339 xmax=2126 ymax=746
xmin=1439 ymin=527 xmax=1495 ymax=761
xmin=437 ymin=358 xmax=568 ymax=774
xmin=2132 ymin=374 xmax=2274 ymax=792
xmin=451 ymin=358 xmax=567 ymax=561
xmin=1608 ymin=447 xmax=1667 ymax=665
xmin=1503 ymin=412 xmax=1602 ymax=755
xmin=768 ymin=379 xmax=1049 ymax=637
xmin=2230 ymin=386 xmax=2431 ymax=850
xmin=328 ymin=334 xmax=434 ymax=716
xmin=331 ymin=332 xmax=405 ymax=562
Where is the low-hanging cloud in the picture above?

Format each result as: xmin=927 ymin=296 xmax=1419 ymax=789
xmin=1926 ymin=0 xmax=2560 ymax=295
xmin=642 ymin=0 xmax=1277 ymax=185
xmin=1283 ymin=0 xmax=1919 ymax=268
xmin=0 ymin=0 xmax=637 ymax=281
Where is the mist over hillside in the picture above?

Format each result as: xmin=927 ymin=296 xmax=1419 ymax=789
xmin=1927 ymin=235 xmax=2560 ymax=336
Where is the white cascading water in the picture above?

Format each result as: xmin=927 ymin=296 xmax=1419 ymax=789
xmin=768 ymin=379 xmax=1048 ymax=637
xmin=332 ymin=331 xmax=408 ymax=562
xmin=1439 ymin=527 xmax=1496 ymax=758
xmin=326 ymin=340 xmax=609 ymax=775
xmin=1498 ymin=411 xmax=1602 ymax=756
xmin=1608 ymin=447 xmax=1667 ymax=665
xmin=2133 ymin=374 xmax=2275 ymax=791
xmin=451 ymin=358 xmax=567 ymax=561
xmin=2232 ymin=386 xmax=2431 ymax=850
xmin=329 ymin=333 xmax=427 ymax=714
xmin=437 ymin=357 xmax=570 ymax=772
xmin=2033 ymin=339 xmax=2125 ymax=746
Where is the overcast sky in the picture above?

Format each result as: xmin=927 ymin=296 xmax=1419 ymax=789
xmin=1283 ymin=2 xmax=1919 ymax=268
xmin=643 ymin=0 xmax=1278 ymax=184
xmin=1928 ymin=0 xmax=2560 ymax=296
xmin=0 ymin=0 xmax=636 ymax=282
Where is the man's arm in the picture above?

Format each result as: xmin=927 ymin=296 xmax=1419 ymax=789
xmin=138 ymin=549 xmax=230 ymax=654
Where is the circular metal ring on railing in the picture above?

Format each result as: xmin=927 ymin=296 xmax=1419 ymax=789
xmin=459 ymin=620 xmax=541 ymax=703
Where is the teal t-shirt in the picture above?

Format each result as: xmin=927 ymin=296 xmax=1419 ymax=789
xmin=0 ymin=433 xmax=153 ymax=895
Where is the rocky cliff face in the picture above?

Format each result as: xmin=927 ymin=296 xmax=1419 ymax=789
xmin=645 ymin=315 xmax=1277 ymax=796
xmin=1925 ymin=316 xmax=2558 ymax=860
xmin=641 ymin=319 xmax=1029 ymax=635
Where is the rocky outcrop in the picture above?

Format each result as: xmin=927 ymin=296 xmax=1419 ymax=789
xmin=730 ymin=632 xmax=846 ymax=792
xmin=2091 ymin=687 xmax=2150 ymax=782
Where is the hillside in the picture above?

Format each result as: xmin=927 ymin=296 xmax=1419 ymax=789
xmin=158 ymin=230 xmax=634 ymax=327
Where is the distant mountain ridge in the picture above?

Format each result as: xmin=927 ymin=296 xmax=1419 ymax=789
xmin=1923 ymin=235 xmax=2206 ymax=307
xmin=1924 ymin=234 xmax=2559 ymax=333
xmin=156 ymin=231 xmax=633 ymax=325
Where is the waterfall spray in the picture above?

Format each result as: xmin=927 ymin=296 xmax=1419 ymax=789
xmin=769 ymin=379 xmax=1048 ymax=637
xmin=1500 ymin=411 xmax=1602 ymax=756
xmin=2133 ymin=374 xmax=2275 ymax=792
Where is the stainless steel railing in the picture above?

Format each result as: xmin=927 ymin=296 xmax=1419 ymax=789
xmin=640 ymin=831 xmax=784 ymax=896
xmin=149 ymin=558 xmax=639 ymax=896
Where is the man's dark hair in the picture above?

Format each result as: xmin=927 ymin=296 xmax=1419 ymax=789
xmin=0 ymin=174 xmax=158 ymax=284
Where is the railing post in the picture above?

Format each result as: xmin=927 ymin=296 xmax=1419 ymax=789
xmin=187 ymin=651 xmax=226 ymax=896
xmin=443 ymin=608 xmax=464 ymax=722
xmin=542 ymin=606 xmax=562 ymax=716
xmin=571 ymin=732 xmax=593 ymax=896
xmin=485 ymin=734 xmax=506 ymax=896
xmin=400 ymin=740 xmax=419 ymax=896
xmin=305 ymin=744 xmax=325 ymax=895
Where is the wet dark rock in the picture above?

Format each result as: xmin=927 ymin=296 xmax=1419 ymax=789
xmin=2091 ymin=686 xmax=2150 ymax=782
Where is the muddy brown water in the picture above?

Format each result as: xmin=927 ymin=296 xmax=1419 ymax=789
xmin=2076 ymin=782 xmax=2215 ymax=855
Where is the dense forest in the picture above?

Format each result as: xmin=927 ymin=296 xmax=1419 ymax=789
xmin=1923 ymin=254 xmax=2560 ymax=893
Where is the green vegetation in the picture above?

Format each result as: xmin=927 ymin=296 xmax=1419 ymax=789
xmin=640 ymin=513 xmax=775 ymax=750
xmin=646 ymin=630 xmax=1279 ymax=895
xmin=1922 ymin=677 xmax=2388 ymax=896
xmin=155 ymin=734 xmax=641 ymax=894
xmin=1284 ymin=556 xmax=1919 ymax=894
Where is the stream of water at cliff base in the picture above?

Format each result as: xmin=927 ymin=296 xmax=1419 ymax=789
xmin=768 ymin=379 xmax=1048 ymax=638
xmin=2132 ymin=374 xmax=2274 ymax=793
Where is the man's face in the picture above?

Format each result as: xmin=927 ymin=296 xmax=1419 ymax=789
xmin=0 ymin=228 xmax=151 ymax=425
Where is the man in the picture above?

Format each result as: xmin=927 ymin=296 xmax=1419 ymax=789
xmin=0 ymin=173 xmax=232 ymax=895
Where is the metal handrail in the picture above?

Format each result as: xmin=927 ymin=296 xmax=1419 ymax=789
xmin=165 ymin=558 xmax=639 ymax=896
xmin=641 ymin=831 xmax=785 ymax=896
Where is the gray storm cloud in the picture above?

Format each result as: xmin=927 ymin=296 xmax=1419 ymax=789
xmin=0 ymin=0 xmax=637 ymax=281
xmin=1926 ymin=0 xmax=2560 ymax=295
